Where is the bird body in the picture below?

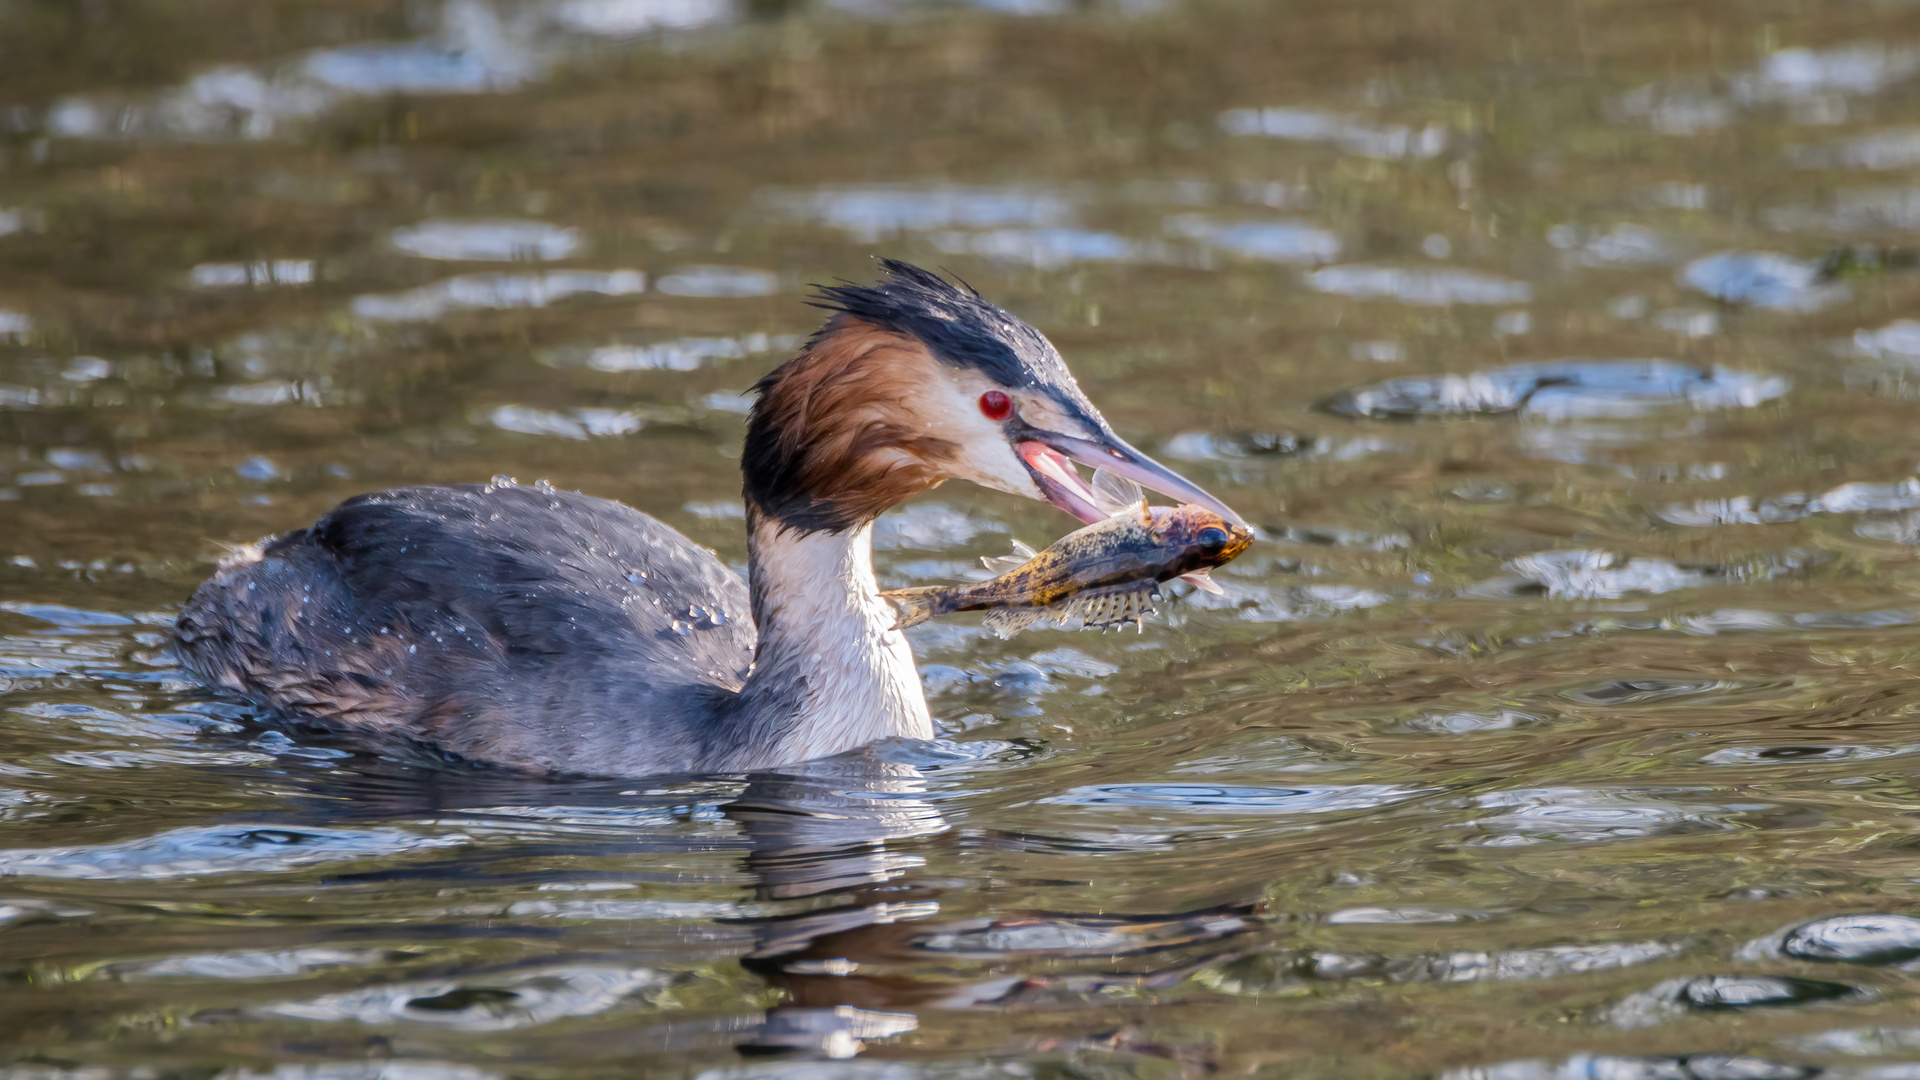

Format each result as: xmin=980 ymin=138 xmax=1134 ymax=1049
xmin=173 ymin=262 xmax=1243 ymax=778
xmin=177 ymin=481 xmax=753 ymax=773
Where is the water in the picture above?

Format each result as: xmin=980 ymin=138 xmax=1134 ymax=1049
xmin=7 ymin=0 xmax=1920 ymax=1074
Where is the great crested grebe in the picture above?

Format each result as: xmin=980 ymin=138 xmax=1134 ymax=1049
xmin=173 ymin=261 xmax=1244 ymax=778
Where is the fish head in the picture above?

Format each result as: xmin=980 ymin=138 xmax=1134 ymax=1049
xmin=1153 ymin=504 xmax=1255 ymax=573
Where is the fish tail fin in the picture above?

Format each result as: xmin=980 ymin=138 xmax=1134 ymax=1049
xmin=880 ymin=587 xmax=941 ymax=631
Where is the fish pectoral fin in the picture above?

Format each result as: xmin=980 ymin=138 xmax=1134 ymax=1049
xmin=1090 ymin=468 xmax=1146 ymax=517
xmin=1183 ymin=570 xmax=1223 ymax=595
xmin=982 ymin=538 xmax=1041 ymax=572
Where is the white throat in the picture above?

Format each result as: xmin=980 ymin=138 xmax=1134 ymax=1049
xmin=737 ymin=514 xmax=933 ymax=766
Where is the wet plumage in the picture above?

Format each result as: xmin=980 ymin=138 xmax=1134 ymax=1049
xmin=172 ymin=480 xmax=762 ymax=773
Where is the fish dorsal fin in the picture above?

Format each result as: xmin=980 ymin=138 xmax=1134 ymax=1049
xmin=1090 ymin=469 xmax=1146 ymax=517
xmin=981 ymin=537 xmax=1040 ymax=573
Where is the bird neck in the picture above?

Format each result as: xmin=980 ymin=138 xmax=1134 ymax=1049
xmin=731 ymin=507 xmax=932 ymax=766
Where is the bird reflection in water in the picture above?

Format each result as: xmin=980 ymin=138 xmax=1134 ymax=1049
xmin=718 ymin=745 xmax=1261 ymax=1068
xmin=274 ymin=737 xmax=1258 ymax=1071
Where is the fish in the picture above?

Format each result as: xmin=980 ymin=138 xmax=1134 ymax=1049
xmin=881 ymin=472 xmax=1254 ymax=638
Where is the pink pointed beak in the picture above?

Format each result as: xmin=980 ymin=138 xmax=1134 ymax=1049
xmin=1016 ymin=432 xmax=1247 ymax=529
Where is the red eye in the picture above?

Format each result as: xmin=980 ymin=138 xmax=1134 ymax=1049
xmin=978 ymin=391 xmax=1012 ymax=421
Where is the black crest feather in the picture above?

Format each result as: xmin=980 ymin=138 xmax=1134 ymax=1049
xmin=804 ymin=259 xmax=1074 ymax=393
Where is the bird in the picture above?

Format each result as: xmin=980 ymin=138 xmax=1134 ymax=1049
xmin=172 ymin=260 xmax=1244 ymax=778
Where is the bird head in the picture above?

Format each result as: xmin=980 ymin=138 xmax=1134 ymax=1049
xmin=744 ymin=260 xmax=1244 ymax=535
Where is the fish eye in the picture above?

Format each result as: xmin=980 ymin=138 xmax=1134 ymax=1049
xmin=1197 ymin=526 xmax=1229 ymax=553
xmin=978 ymin=390 xmax=1012 ymax=421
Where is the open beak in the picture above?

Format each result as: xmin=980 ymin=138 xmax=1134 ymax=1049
xmin=1016 ymin=430 xmax=1247 ymax=529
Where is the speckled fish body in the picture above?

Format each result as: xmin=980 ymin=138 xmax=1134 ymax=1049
xmin=882 ymin=502 xmax=1253 ymax=638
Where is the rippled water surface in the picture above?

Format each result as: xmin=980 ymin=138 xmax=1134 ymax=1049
xmin=13 ymin=0 xmax=1920 ymax=1075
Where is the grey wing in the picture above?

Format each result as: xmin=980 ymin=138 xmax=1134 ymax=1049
xmin=174 ymin=482 xmax=757 ymax=775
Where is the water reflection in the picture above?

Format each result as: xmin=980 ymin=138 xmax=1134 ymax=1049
xmin=1612 ymin=42 xmax=1920 ymax=135
xmin=1660 ymin=477 xmax=1920 ymax=528
xmin=756 ymin=185 xmax=1075 ymax=242
xmin=350 ymin=269 xmax=647 ymax=320
xmin=1446 ymin=1054 xmax=1819 ymax=1080
xmin=1164 ymin=214 xmax=1342 ymax=264
xmin=1680 ymin=252 xmax=1846 ymax=312
xmin=1786 ymin=1026 xmax=1920 ymax=1058
xmin=0 ymin=824 xmax=469 ymax=880
xmin=1740 ymin=914 xmax=1920 ymax=967
xmin=261 ymin=964 xmax=668 ymax=1030
xmin=1488 ymin=550 xmax=1727 ymax=601
xmin=1217 ymin=107 xmax=1450 ymax=160
xmin=721 ymin=750 xmax=1262 ymax=1060
xmin=1470 ymin=787 xmax=1756 ymax=846
xmin=389 ymin=219 xmax=583 ymax=262
xmin=929 ymin=227 xmax=1139 ymax=268
xmin=135 ymin=745 xmax=1258 ymax=1063
xmin=1765 ymin=187 xmax=1920 ymax=233
xmin=1306 ymin=264 xmax=1531 ymax=306
xmin=1608 ymin=975 xmax=1868 ymax=1029
xmin=1548 ymin=223 xmax=1679 ymax=269
xmin=1322 ymin=360 xmax=1788 ymax=420
xmin=488 ymin=404 xmax=645 ymax=437
xmin=1795 ymin=127 xmax=1920 ymax=171
xmin=654 ymin=265 xmax=782 ymax=297
xmin=190 ymin=261 xmax=317 ymax=288
xmin=555 ymin=0 xmax=735 ymax=37
xmin=1043 ymin=781 xmax=1427 ymax=813
xmin=545 ymin=333 xmax=798 ymax=372
xmin=1854 ymin=320 xmax=1920 ymax=364
xmin=46 ymin=0 xmax=536 ymax=141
